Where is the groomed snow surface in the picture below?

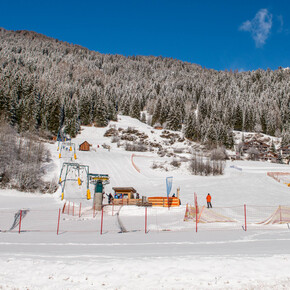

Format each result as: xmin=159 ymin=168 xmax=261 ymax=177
xmin=1 ymin=116 xmax=290 ymax=289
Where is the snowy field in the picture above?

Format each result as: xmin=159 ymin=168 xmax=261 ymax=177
xmin=1 ymin=116 xmax=290 ymax=289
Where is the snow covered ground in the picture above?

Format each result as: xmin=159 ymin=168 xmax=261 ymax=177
xmin=1 ymin=116 xmax=290 ymax=289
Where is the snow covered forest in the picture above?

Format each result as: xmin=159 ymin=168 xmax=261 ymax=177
xmin=0 ymin=28 xmax=289 ymax=148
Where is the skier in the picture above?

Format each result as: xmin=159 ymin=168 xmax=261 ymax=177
xmin=206 ymin=193 xmax=212 ymax=208
xmin=106 ymin=193 xmax=113 ymax=204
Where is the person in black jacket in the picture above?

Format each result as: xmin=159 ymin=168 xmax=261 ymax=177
xmin=106 ymin=193 xmax=113 ymax=204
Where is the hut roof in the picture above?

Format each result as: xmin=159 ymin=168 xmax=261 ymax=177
xmin=112 ymin=187 xmax=137 ymax=193
xmin=80 ymin=141 xmax=91 ymax=146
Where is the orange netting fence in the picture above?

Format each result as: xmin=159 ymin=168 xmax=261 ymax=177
xmin=267 ymin=172 xmax=290 ymax=186
xmin=184 ymin=204 xmax=290 ymax=231
xmin=1 ymin=203 xmax=290 ymax=235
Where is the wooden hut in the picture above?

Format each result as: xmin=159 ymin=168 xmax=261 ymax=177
xmin=112 ymin=187 xmax=141 ymax=205
xmin=113 ymin=187 xmax=136 ymax=199
xmin=79 ymin=141 xmax=91 ymax=151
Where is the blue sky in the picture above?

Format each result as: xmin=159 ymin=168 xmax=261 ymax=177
xmin=1 ymin=0 xmax=290 ymax=71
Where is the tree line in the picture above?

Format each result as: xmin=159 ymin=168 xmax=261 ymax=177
xmin=0 ymin=28 xmax=289 ymax=148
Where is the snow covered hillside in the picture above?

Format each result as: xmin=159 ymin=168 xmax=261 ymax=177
xmin=69 ymin=115 xmax=289 ymax=206
xmin=0 ymin=115 xmax=290 ymax=289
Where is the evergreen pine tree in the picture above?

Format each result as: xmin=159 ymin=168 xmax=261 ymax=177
xmin=205 ymin=122 xmax=217 ymax=147
xmin=160 ymin=101 xmax=170 ymax=125
xmin=94 ymin=98 xmax=108 ymax=127
xmin=184 ymin=113 xmax=198 ymax=140
xmin=130 ymin=97 xmax=141 ymax=120
xmin=198 ymin=97 xmax=207 ymax=121
xmin=21 ymin=97 xmax=35 ymax=131
xmin=107 ymin=101 xmax=117 ymax=121
xmin=9 ymin=90 xmax=19 ymax=128
xmin=234 ymin=105 xmax=243 ymax=131
xmin=151 ymin=98 xmax=162 ymax=125
xmin=46 ymin=96 xmax=61 ymax=135
xmin=260 ymin=110 xmax=267 ymax=133
xmin=167 ymin=107 xmax=182 ymax=131
xmin=226 ymin=130 xmax=235 ymax=149
xmin=79 ymin=94 xmax=91 ymax=125
xmin=270 ymin=140 xmax=276 ymax=153
xmin=64 ymin=98 xmax=79 ymax=138
xmin=34 ymin=93 xmax=43 ymax=130
xmin=120 ymin=98 xmax=130 ymax=115
xmin=244 ymin=108 xmax=254 ymax=132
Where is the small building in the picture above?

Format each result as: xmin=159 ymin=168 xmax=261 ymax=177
xmin=79 ymin=141 xmax=91 ymax=151
xmin=279 ymin=145 xmax=290 ymax=157
xmin=112 ymin=187 xmax=137 ymax=199
xmin=242 ymin=140 xmax=270 ymax=154
xmin=261 ymin=151 xmax=278 ymax=163
xmin=112 ymin=187 xmax=140 ymax=205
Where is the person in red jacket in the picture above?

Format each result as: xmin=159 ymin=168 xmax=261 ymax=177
xmin=206 ymin=193 xmax=212 ymax=208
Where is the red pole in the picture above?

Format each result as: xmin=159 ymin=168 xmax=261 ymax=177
xmin=68 ymin=201 xmax=70 ymax=215
xmin=19 ymin=210 xmax=22 ymax=234
xmin=100 ymin=207 xmax=104 ymax=235
xmin=62 ymin=202 xmax=66 ymax=214
xmin=195 ymin=205 xmax=198 ymax=233
xmin=244 ymin=204 xmax=247 ymax=231
xmin=79 ymin=202 xmax=82 ymax=218
xmin=73 ymin=202 xmax=75 ymax=216
xmin=57 ymin=208 xmax=61 ymax=235
xmin=145 ymin=207 xmax=147 ymax=234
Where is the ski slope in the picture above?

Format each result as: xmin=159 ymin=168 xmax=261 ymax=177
xmin=1 ymin=115 xmax=290 ymax=289
xmin=69 ymin=115 xmax=289 ymax=207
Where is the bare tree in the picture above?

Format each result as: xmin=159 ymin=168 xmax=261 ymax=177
xmin=0 ymin=121 xmax=55 ymax=192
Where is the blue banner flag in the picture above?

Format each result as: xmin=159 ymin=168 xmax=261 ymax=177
xmin=166 ymin=176 xmax=173 ymax=198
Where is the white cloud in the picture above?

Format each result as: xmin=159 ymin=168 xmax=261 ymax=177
xmin=277 ymin=15 xmax=283 ymax=33
xmin=239 ymin=8 xmax=272 ymax=48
